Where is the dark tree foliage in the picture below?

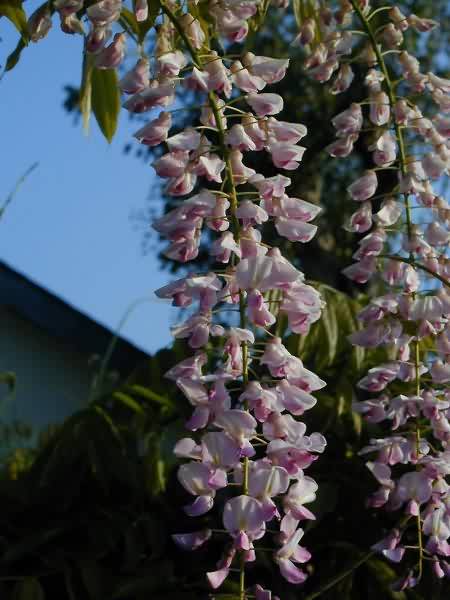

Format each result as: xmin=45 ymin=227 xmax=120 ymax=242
xmin=2 ymin=284 xmax=450 ymax=599
xmin=129 ymin=0 xmax=449 ymax=293
xmin=1 ymin=0 xmax=449 ymax=599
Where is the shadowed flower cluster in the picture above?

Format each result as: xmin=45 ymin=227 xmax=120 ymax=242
xmin=299 ymin=0 xmax=450 ymax=589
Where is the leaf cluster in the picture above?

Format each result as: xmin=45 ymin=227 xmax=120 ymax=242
xmin=0 ymin=291 xmax=449 ymax=598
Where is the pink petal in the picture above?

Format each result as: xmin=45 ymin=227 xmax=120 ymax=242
xmin=293 ymin=545 xmax=311 ymax=563
xmin=184 ymin=495 xmax=214 ymax=517
xmin=207 ymin=568 xmax=229 ymax=589
xmin=186 ymin=406 xmax=210 ymax=431
xmin=278 ymin=558 xmax=308 ymax=584
xmin=172 ymin=529 xmax=212 ymax=550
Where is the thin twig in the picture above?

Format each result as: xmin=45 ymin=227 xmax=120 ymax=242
xmin=0 ymin=162 xmax=39 ymax=221
xmin=303 ymin=551 xmax=375 ymax=600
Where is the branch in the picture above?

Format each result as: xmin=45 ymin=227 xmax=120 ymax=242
xmin=303 ymin=551 xmax=375 ymax=600
xmin=0 ymin=162 xmax=38 ymax=221
xmin=380 ymin=254 xmax=450 ymax=290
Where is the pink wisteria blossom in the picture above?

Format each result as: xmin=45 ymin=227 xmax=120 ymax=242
xmin=74 ymin=0 xmax=335 ymax=593
xmin=313 ymin=0 xmax=450 ymax=586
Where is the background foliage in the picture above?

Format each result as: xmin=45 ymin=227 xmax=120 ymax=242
xmin=1 ymin=0 xmax=449 ymax=598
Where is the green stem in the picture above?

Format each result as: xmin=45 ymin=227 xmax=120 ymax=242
xmin=89 ymin=297 xmax=154 ymax=403
xmin=379 ymin=255 xmax=450 ymax=290
xmin=161 ymin=3 xmax=200 ymax=66
xmin=351 ymin=0 xmax=424 ymax=578
xmin=367 ymin=6 xmax=393 ymax=21
xmin=161 ymin=4 xmax=250 ymax=596
xmin=303 ymin=551 xmax=375 ymax=600
xmin=0 ymin=162 xmax=38 ymax=221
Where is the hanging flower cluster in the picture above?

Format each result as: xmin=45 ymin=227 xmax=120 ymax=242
xmin=26 ymin=0 xmax=327 ymax=595
xmin=26 ymin=0 xmax=450 ymax=593
xmin=139 ymin=4 xmax=328 ymax=596
xmin=296 ymin=0 xmax=450 ymax=589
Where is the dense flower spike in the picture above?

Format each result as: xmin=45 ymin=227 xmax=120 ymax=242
xmin=73 ymin=0 xmax=329 ymax=596
xmin=152 ymin=8 xmax=325 ymax=597
xmin=29 ymin=0 xmax=449 ymax=594
xmin=303 ymin=0 xmax=449 ymax=588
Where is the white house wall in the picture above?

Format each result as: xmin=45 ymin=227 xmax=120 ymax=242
xmin=0 ymin=306 xmax=92 ymax=432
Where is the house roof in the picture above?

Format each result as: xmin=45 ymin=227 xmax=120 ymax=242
xmin=0 ymin=260 xmax=149 ymax=374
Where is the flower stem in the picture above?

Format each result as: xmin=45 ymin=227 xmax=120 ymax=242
xmin=350 ymin=0 xmax=424 ymax=578
xmin=303 ymin=551 xmax=375 ymax=600
xmin=161 ymin=4 xmax=250 ymax=595
xmin=378 ymin=255 xmax=450 ymax=290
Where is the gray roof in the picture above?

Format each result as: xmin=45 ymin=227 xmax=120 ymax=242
xmin=0 ymin=260 xmax=149 ymax=374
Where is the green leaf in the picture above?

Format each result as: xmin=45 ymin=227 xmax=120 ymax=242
xmin=318 ymin=288 xmax=339 ymax=369
xmin=352 ymin=409 xmax=362 ymax=438
xmin=145 ymin=435 xmax=166 ymax=495
xmin=113 ymin=562 xmax=174 ymax=598
xmin=4 ymin=3 xmax=53 ymax=73
xmin=293 ymin=282 xmax=365 ymax=373
xmin=366 ymin=558 xmax=406 ymax=600
xmin=119 ymin=7 xmax=139 ymax=37
xmin=4 ymin=37 xmax=26 ymax=71
xmin=309 ymin=482 xmax=339 ymax=525
xmin=79 ymin=51 xmax=93 ymax=135
xmin=11 ymin=578 xmax=45 ymax=600
xmin=91 ymin=67 xmax=120 ymax=143
xmin=348 ymin=297 xmax=365 ymax=372
xmin=291 ymin=0 xmax=300 ymax=26
xmin=137 ymin=0 xmax=161 ymax=40
xmin=0 ymin=0 xmax=29 ymax=40
xmin=0 ymin=371 xmax=16 ymax=391
xmin=79 ymin=561 xmax=108 ymax=600
xmin=335 ymin=376 xmax=355 ymax=418
xmin=143 ymin=420 xmax=184 ymax=496
xmin=113 ymin=576 xmax=160 ymax=598
xmin=128 ymin=384 xmax=173 ymax=409
xmin=93 ymin=405 xmax=122 ymax=440
xmin=64 ymin=569 xmax=79 ymax=600
xmin=3 ymin=528 xmax=66 ymax=563
xmin=112 ymin=391 xmax=145 ymax=415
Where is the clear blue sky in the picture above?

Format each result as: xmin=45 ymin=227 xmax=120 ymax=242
xmin=0 ymin=15 xmax=176 ymax=354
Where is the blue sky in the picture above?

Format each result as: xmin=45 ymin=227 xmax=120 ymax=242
xmin=0 ymin=15 xmax=176 ymax=354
